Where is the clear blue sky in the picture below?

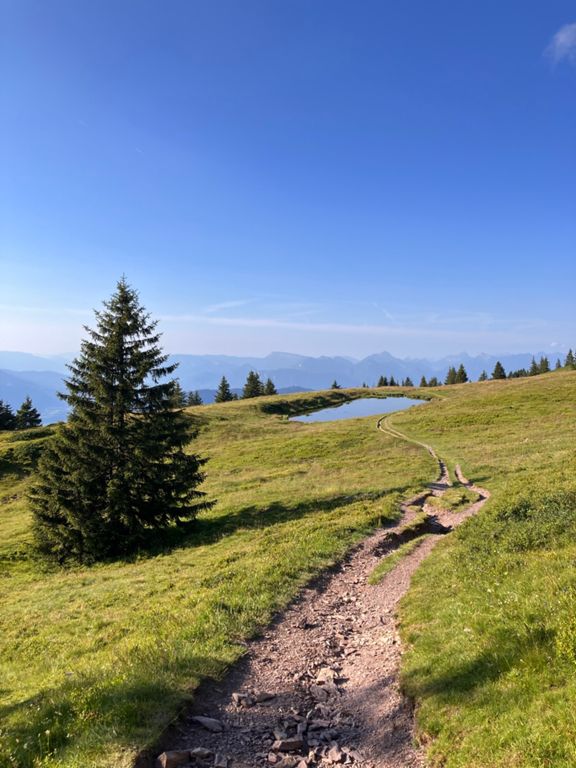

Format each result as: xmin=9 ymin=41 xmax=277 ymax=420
xmin=1 ymin=0 xmax=575 ymax=358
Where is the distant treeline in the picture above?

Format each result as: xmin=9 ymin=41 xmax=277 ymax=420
xmin=368 ymin=349 xmax=576 ymax=388
xmin=0 ymin=396 xmax=42 ymax=430
xmin=176 ymin=349 xmax=576 ymax=404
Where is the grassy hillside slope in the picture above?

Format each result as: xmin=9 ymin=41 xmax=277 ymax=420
xmin=390 ymin=371 xmax=576 ymax=767
xmin=0 ymin=390 xmax=433 ymax=768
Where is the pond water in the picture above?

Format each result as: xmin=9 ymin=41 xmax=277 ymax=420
xmin=290 ymin=396 xmax=427 ymax=423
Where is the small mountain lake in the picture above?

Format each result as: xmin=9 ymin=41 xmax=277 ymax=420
xmin=290 ymin=396 xmax=427 ymax=423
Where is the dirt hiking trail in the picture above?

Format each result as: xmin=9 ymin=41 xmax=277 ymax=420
xmin=146 ymin=415 xmax=490 ymax=768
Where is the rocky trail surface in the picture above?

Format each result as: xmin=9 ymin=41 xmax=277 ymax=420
xmin=146 ymin=417 xmax=490 ymax=768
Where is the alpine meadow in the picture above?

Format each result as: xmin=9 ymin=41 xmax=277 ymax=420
xmin=2 ymin=3 xmax=576 ymax=768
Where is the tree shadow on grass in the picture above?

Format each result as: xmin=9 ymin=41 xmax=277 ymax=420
xmin=0 ymin=654 xmax=223 ymax=768
xmin=132 ymin=484 xmax=414 ymax=561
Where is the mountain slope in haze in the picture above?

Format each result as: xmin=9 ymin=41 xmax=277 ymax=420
xmin=0 ymin=349 xmax=558 ymax=423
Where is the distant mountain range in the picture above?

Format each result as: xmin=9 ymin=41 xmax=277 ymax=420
xmin=0 ymin=349 xmax=556 ymax=424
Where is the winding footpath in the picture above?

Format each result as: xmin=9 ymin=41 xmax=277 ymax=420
xmin=149 ymin=417 xmax=490 ymax=768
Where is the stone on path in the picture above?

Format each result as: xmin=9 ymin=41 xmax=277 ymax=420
xmin=272 ymin=736 xmax=305 ymax=752
xmin=191 ymin=747 xmax=214 ymax=759
xmin=192 ymin=715 xmax=224 ymax=732
xmin=155 ymin=750 xmax=191 ymax=768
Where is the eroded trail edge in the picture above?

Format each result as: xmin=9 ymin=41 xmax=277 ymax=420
xmin=150 ymin=416 xmax=490 ymax=768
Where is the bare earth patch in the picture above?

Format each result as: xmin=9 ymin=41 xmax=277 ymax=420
xmin=145 ymin=421 xmax=489 ymax=768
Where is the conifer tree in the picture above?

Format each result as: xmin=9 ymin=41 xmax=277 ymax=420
xmin=0 ymin=400 xmax=16 ymax=430
xmin=242 ymin=370 xmax=264 ymax=398
xmin=478 ymin=370 xmax=488 ymax=382
xmin=539 ymin=356 xmax=550 ymax=374
xmin=30 ymin=278 xmax=209 ymax=563
xmin=492 ymin=361 xmax=506 ymax=380
xmin=215 ymin=376 xmax=234 ymax=403
xmin=444 ymin=367 xmax=457 ymax=385
xmin=419 ymin=376 xmax=428 ymax=387
xmin=565 ymin=349 xmax=575 ymax=368
xmin=264 ymin=378 xmax=277 ymax=395
xmin=428 ymin=376 xmax=439 ymax=387
xmin=171 ymin=381 xmax=187 ymax=408
xmin=529 ymin=357 xmax=540 ymax=376
xmin=187 ymin=390 xmax=203 ymax=406
xmin=389 ymin=376 xmax=397 ymax=386
xmin=377 ymin=375 xmax=388 ymax=387
xmin=455 ymin=364 xmax=468 ymax=383
xmin=402 ymin=377 xmax=414 ymax=387
xmin=15 ymin=396 xmax=42 ymax=429
xmin=555 ymin=358 xmax=562 ymax=370
xmin=330 ymin=380 xmax=341 ymax=390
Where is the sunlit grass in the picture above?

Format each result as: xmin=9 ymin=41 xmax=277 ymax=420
xmin=393 ymin=371 xmax=576 ymax=767
xmin=0 ymin=389 xmax=433 ymax=768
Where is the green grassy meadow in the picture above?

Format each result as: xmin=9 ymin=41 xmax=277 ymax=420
xmin=2 ymin=372 xmax=575 ymax=768
xmin=392 ymin=371 xmax=576 ymax=767
xmin=0 ymin=390 xmax=433 ymax=768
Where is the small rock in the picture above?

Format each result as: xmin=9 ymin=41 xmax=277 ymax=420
xmin=232 ymin=692 xmax=255 ymax=707
xmin=272 ymin=737 xmax=305 ymax=752
xmin=274 ymin=728 xmax=289 ymax=741
xmin=155 ymin=751 xmax=191 ymax=768
xmin=213 ymin=753 xmax=228 ymax=768
xmin=315 ymin=668 xmax=336 ymax=684
xmin=192 ymin=716 xmax=224 ymax=733
xmin=277 ymin=757 xmax=301 ymax=768
xmin=190 ymin=747 xmax=213 ymax=760
xmin=308 ymin=719 xmax=330 ymax=730
xmin=326 ymin=744 xmax=344 ymax=763
xmin=309 ymin=684 xmax=329 ymax=702
xmin=269 ymin=753 xmax=280 ymax=764
xmin=254 ymin=691 xmax=276 ymax=703
xmin=311 ymin=704 xmax=331 ymax=720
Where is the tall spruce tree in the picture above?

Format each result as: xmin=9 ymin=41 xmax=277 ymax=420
xmin=419 ymin=376 xmax=428 ymax=387
xmin=242 ymin=370 xmax=264 ymax=398
xmin=539 ymin=356 xmax=550 ymax=374
xmin=30 ymin=279 xmax=209 ymax=563
xmin=186 ymin=390 xmax=203 ymax=406
xmin=264 ymin=378 xmax=277 ymax=395
xmin=214 ymin=376 xmax=234 ymax=403
xmin=171 ymin=380 xmax=187 ymax=408
xmin=492 ymin=361 xmax=506 ymax=380
xmin=330 ymin=380 xmax=341 ymax=390
xmin=428 ymin=376 xmax=439 ymax=387
xmin=377 ymin=375 xmax=388 ymax=387
xmin=478 ymin=370 xmax=488 ymax=382
xmin=455 ymin=364 xmax=468 ymax=383
xmin=0 ymin=400 xmax=16 ymax=430
xmin=15 ymin=396 xmax=42 ymax=429
xmin=529 ymin=357 xmax=540 ymax=376
xmin=444 ymin=366 xmax=457 ymax=385
xmin=565 ymin=349 xmax=575 ymax=368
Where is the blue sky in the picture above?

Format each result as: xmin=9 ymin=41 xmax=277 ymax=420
xmin=1 ymin=0 xmax=575 ymax=358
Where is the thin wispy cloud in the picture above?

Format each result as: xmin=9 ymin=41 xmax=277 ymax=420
xmin=159 ymin=312 xmax=520 ymax=342
xmin=203 ymin=299 xmax=252 ymax=314
xmin=546 ymin=22 xmax=576 ymax=65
